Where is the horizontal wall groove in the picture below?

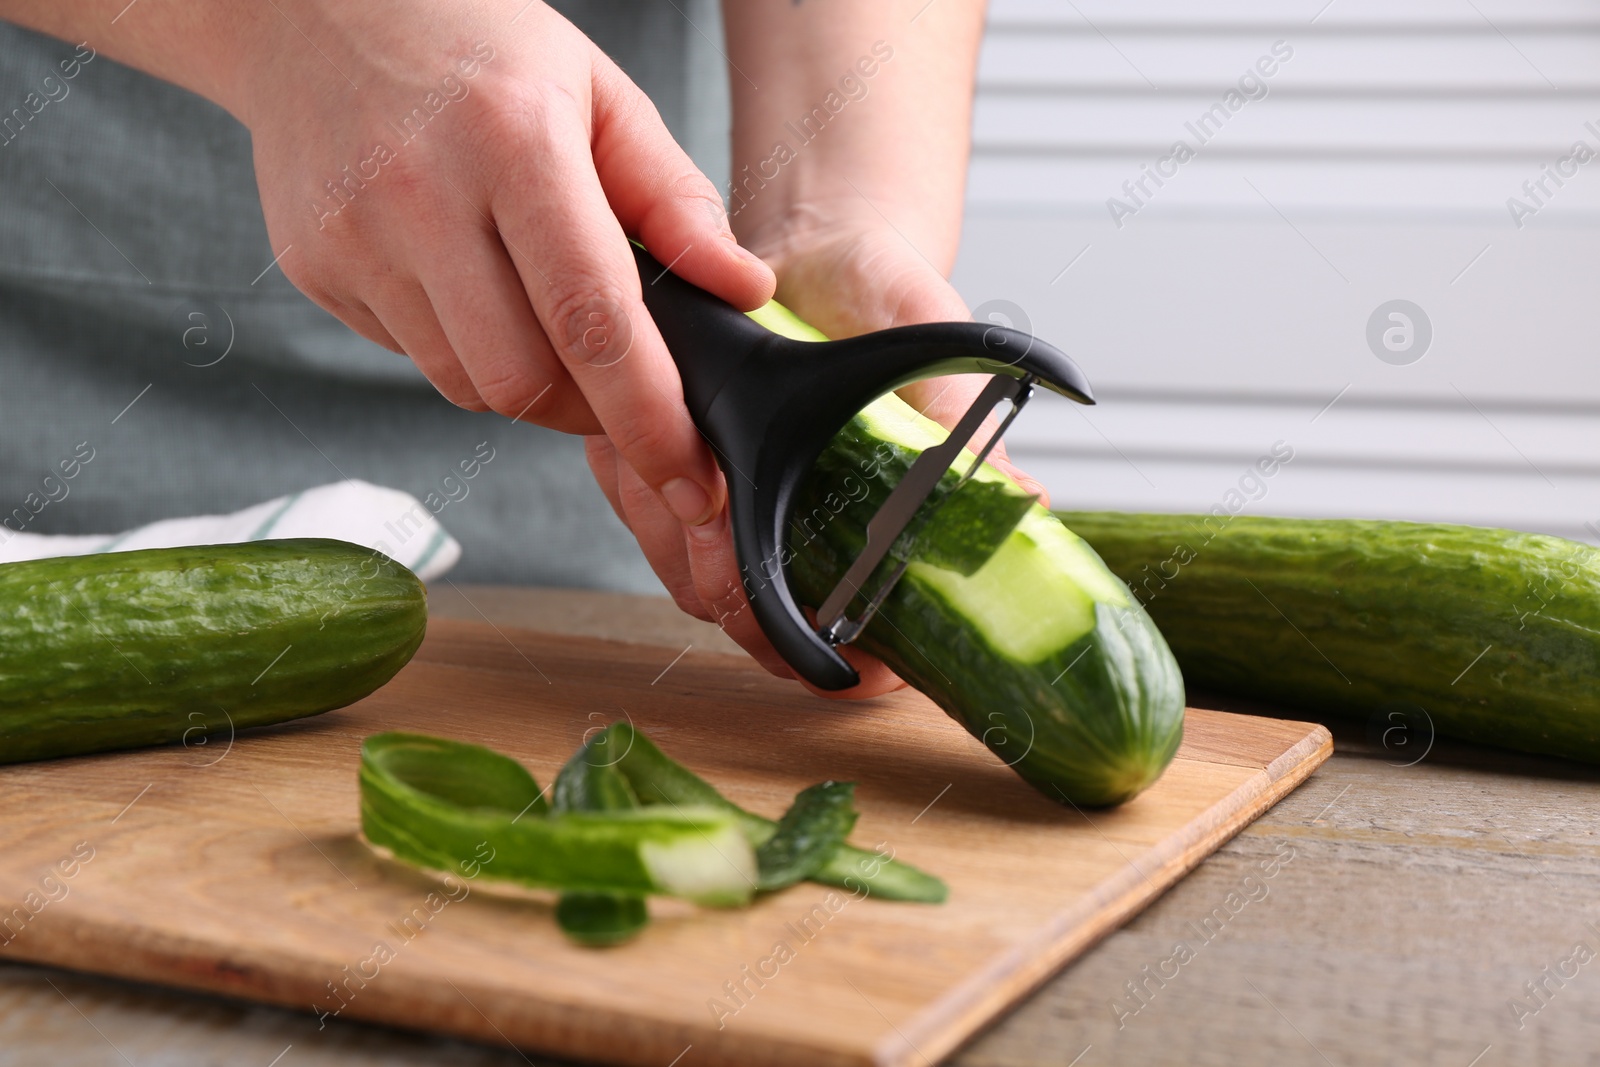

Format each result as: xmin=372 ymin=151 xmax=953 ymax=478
xmin=977 ymin=85 xmax=1600 ymax=100
xmin=971 ymin=144 xmax=1585 ymax=162
xmin=986 ymin=22 xmax=1600 ymax=37
xmin=1010 ymin=445 xmax=1599 ymax=480
xmin=1087 ymin=389 xmax=1600 ymax=416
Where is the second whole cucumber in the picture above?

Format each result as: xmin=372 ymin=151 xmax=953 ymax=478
xmin=1058 ymin=511 xmax=1600 ymax=763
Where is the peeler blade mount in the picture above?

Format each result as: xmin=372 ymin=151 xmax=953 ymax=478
xmin=815 ymin=371 xmax=1038 ymax=647
xmin=633 ymin=244 xmax=1094 ymax=691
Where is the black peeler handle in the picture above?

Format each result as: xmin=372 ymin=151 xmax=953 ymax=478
xmin=632 ymin=244 xmax=1094 ymax=691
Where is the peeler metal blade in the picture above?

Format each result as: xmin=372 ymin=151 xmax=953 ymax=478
xmin=817 ymin=373 xmax=1039 ymax=646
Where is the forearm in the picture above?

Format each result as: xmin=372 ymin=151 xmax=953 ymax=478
xmin=1 ymin=2 xmax=304 ymax=123
xmin=723 ymin=0 xmax=986 ymax=273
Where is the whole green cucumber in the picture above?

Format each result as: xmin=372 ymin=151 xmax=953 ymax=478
xmin=0 ymin=538 xmax=426 ymax=763
xmin=1058 ymin=512 xmax=1600 ymax=762
xmin=749 ymin=303 xmax=1186 ymax=807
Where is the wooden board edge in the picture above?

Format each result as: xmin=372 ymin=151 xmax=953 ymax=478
xmin=0 ymin=920 xmax=331 ymax=1023
xmin=876 ymin=722 xmax=1334 ymax=1067
xmin=1262 ymin=722 xmax=1335 ymax=786
xmin=0 ymin=919 xmax=869 ymax=1067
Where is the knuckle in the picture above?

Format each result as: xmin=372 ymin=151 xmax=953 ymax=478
xmin=545 ymin=283 xmax=635 ymax=369
xmin=662 ymin=171 xmax=729 ymax=227
xmin=467 ymin=79 xmax=579 ymax=180
xmin=583 ymin=433 xmax=617 ymax=470
xmin=410 ymin=353 xmax=488 ymax=412
xmin=475 ymin=367 xmax=558 ymax=421
xmin=606 ymin=413 xmax=680 ymax=470
xmin=629 ymin=168 xmax=731 ymax=243
xmin=275 ymin=255 xmax=326 ymax=301
xmin=461 ymin=92 xmax=543 ymax=161
xmin=666 ymin=168 xmax=720 ymax=202
xmin=444 ymin=389 xmax=491 ymax=413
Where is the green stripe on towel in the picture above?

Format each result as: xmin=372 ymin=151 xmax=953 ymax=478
xmin=248 ymin=492 xmax=302 ymax=540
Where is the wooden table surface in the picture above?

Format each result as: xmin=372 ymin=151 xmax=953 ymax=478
xmin=5 ymin=584 xmax=1600 ymax=1067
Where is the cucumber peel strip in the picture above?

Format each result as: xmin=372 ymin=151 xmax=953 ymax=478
xmin=359 ymin=732 xmax=757 ymax=907
xmin=755 ymin=780 xmax=859 ymax=891
xmin=604 ymin=723 xmax=947 ymax=904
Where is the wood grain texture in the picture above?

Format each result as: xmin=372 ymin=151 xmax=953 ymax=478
xmin=0 ymin=617 xmax=1327 ymax=1067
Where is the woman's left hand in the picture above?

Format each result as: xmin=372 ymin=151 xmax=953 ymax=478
xmin=744 ymin=212 xmax=1050 ymax=505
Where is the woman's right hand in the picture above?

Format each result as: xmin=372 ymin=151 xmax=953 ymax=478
xmin=229 ymin=0 xmax=773 ymax=530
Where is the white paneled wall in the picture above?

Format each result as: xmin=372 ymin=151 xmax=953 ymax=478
xmin=953 ymin=0 xmax=1600 ymax=542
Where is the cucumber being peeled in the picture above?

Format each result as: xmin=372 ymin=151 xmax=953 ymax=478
xmin=762 ymin=304 xmax=1187 ymax=806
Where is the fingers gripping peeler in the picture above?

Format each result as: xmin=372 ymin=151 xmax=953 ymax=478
xmin=632 ymin=244 xmax=1095 ymax=691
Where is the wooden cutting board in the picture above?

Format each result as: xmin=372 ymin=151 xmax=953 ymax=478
xmin=0 ymin=618 xmax=1329 ymax=1067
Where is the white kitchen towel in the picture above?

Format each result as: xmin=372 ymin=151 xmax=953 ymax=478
xmin=0 ymin=479 xmax=462 ymax=581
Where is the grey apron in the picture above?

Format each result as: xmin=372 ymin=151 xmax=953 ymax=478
xmin=0 ymin=1 xmax=729 ymax=589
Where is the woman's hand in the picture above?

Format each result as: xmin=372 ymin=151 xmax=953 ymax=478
xmin=741 ymin=208 xmax=1050 ymax=507
xmin=232 ymin=0 xmax=774 ymax=532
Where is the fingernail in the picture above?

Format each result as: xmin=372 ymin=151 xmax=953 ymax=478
xmin=685 ymin=505 xmax=727 ymax=543
xmin=661 ymin=477 xmax=713 ymax=525
xmin=733 ymin=242 xmax=768 ymax=270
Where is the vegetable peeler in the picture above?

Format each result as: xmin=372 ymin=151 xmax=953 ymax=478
xmin=632 ymin=244 xmax=1095 ymax=691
